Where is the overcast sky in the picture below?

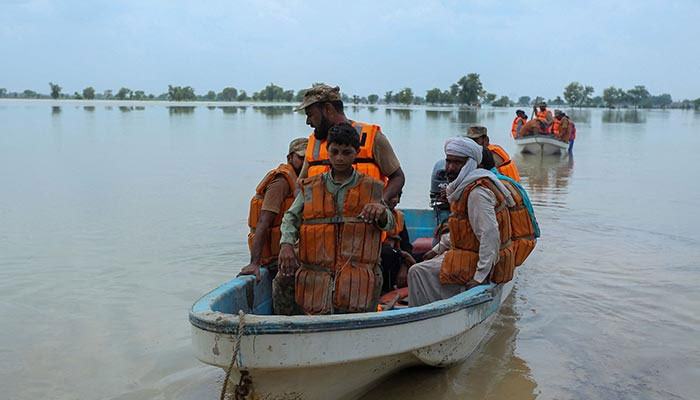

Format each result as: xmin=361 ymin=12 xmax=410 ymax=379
xmin=2 ymin=0 xmax=699 ymax=100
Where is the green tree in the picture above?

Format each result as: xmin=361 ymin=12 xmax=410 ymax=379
xmin=73 ymin=91 xmax=82 ymax=99
xmin=440 ymin=90 xmax=454 ymax=105
xmin=602 ymin=86 xmax=624 ymax=108
xmin=341 ymin=93 xmax=350 ymax=103
xmin=384 ymin=91 xmax=393 ymax=104
xmin=22 ymin=89 xmax=38 ymax=98
xmin=351 ymin=95 xmax=361 ymax=104
xmin=591 ymin=96 xmax=604 ymax=107
xmin=550 ymin=96 xmax=565 ymax=105
xmin=456 ymin=74 xmax=482 ymax=105
xmin=294 ymin=89 xmax=305 ymax=102
xmin=517 ymin=96 xmax=531 ymax=105
xmin=82 ymin=87 xmax=95 ymax=100
xmin=563 ymin=82 xmax=584 ymax=106
xmin=626 ymin=85 xmax=650 ymax=108
xmin=168 ymin=85 xmax=196 ymax=101
xmin=694 ymin=98 xmax=700 ymax=110
xmin=367 ymin=94 xmax=379 ymax=104
xmin=492 ymin=96 xmax=511 ymax=107
xmin=116 ymin=87 xmax=132 ymax=100
xmin=49 ymin=82 xmax=61 ymax=99
xmin=219 ymin=87 xmax=238 ymax=101
xmin=450 ymin=83 xmax=459 ymax=98
xmin=425 ymin=88 xmax=442 ymax=105
xmin=650 ymin=94 xmax=672 ymax=108
xmin=396 ymin=88 xmax=414 ymax=105
xmin=204 ymin=90 xmax=216 ymax=101
xmin=483 ymin=92 xmax=497 ymax=104
xmin=103 ymin=89 xmax=113 ymax=99
xmin=0 ymin=88 xmax=7 ymax=97
xmin=132 ymin=90 xmax=145 ymax=100
xmin=237 ymin=91 xmax=249 ymax=101
xmin=582 ymin=85 xmax=594 ymax=106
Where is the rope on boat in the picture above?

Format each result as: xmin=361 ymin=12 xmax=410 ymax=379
xmin=220 ymin=310 xmax=251 ymax=400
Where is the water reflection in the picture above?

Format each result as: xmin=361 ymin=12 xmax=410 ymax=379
xmin=51 ymin=106 xmax=61 ymax=115
xmin=105 ymin=106 xmax=113 ymax=110
xmin=207 ymin=106 xmax=216 ymax=110
xmin=455 ymin=110 xmax=478 ymax=124
xmin=135 ymin=106 xmax=145 ymax=111
xmin=515 ymin=153 xmax=573 ymax=205
xmin=119 ymin=106 xmax=133 ymax=112
xmin=168 ymin=106 xmax=196 ymax=115
xmin=426 ymin=110 xmax=453 ymax=120
xmin=83 ymin=106 xmax=95 ymax=112
xmin=368 ymin=106 xmax=378 ymax=113
xmin=567 ymin=109 xmax=591 ymax=123
xmin=361 ymin=293 xmax=537 ymax=400
xmin=252 ymin=106 xmax=292 ymax=118
xmin=602 ymin=109 xmax=646 ymax=124
xmin=385 ymin=108 xmax=412 ymax=120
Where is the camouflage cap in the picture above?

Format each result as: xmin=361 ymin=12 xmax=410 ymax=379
xmin=288 ymin=137 xmax=308 ymax=157
xmin=294 ymin=85 xmax=342 ymax=112
xmin=466 ymin=125 xmax=488 ymax=139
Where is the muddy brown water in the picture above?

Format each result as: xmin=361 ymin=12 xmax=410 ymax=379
xmin=1 ymin=100 xmax=698 ymax=399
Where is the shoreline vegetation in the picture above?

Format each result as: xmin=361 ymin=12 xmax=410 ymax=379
xmin=2 ymin=75 xmax=699 ymax=110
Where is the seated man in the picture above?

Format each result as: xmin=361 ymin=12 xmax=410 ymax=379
xmin=380 ymin=191 xmax=416 ymax=292
xmin=553 ymin=110 xmax=572 ymax=142
xmin=408 ymin=137 xmax=516 ymax=307
xmin=511 ymin=109 xmax=528 ymax=139
xmin=238 ymin=137 xmax=307 ymax=315
xmin=278 ymin=123 xmax=395 ymax=314
xmin=467 ymin=125 xmax=521 ymax=182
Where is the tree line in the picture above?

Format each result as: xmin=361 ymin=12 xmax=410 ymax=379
xmin=1 ymin=79 xmax=699 ymax=110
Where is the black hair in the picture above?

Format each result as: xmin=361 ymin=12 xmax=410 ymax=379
xmin=316 ymin=100 xmax=344 ymax=113
xmin=327 ymin=123 xmax=360 ymax=151
xmin=480 ymin=146 xmax=496 ymax=170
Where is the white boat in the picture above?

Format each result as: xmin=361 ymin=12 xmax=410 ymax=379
xmin=190 ymin=209 xmax=516 ymax=400
xmin=514 ymin=135 xmax=569 ymax=155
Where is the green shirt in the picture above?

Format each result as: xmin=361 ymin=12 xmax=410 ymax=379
xmin=280 ymin=169 xmax=395 ymax=245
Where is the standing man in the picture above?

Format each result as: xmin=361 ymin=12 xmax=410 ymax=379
xmin=565 ymin=112 xmax=576 ymax=153
xmin=278 ymin=123 xmax=395 ymax=314
xmin=408 ymin=137 xmax=516 ymax=307
xmin=239 ymin=138 xmax=307 ymax=314
xmin=553 ymin=110 xmax=571 ymax=142
xmin=467 ymin=126 xmax=521 ymax=182
xmin=534 ymin=101 xmax=553 ymax=134
xmin=511 ymin=110 xmax=528 ymax=139
xmin=294 ymin=85 xmax=405 ymax=203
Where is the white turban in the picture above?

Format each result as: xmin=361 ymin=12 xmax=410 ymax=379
xmin=443 ymin=136 xmax=515 ymax=206
xmin=444 ymin=137 xmax=482 ymax=202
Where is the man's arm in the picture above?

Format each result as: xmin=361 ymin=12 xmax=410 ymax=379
xmin=371 ymin=131 xmax=405 ymax=203
xmin=278 ymin=191 xmax=304 ymax=274
xmin=468 ymin=187 xmax=500 ymax=285
xmin=298 ymin=159 xmax=309 ymax=180
xmin=383 ymin=167 xmax=405 ymax=203
xmin=239 ymin=211 xmax=277 ymax=280
xmin=516 ymin=120 xmax=523 ymax=138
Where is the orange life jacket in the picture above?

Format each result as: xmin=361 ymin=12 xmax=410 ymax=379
xmin=511 ymin=116 xmax=527 ymax=138
xmin=499 ymin=179 xmax=536 ymax=267
xmin=488 ymin=144 xmax=521 ymax=183
xmin=306 ymin=122 xmax=386 ymax=183
xmin=440 ymin=178 xmax=515 ymax=285
xmin=536 ymin=109 xmax=553 ymax=133
xmin=554 ymin=117 xmax=571 ymax=142
xmin=295 ymin=173 xmax=384 ymax=314
xmin=383 ymin=209 xmax=405 ymax=249
xmin=247 ymin=164 xmax=299 ymax=265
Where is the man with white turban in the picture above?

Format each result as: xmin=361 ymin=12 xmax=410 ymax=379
xmin=407 ymin=132 xmax=515 ymax=307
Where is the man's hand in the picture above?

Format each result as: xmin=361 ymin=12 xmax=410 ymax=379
xmin=422 ymin=249 xmax=437 ymax=260
xmin=238 ymin=262 xmax=261 ymax=282
xmin=465 ymin=278 xmax=483 ymax=291
xmin=396 ymin=263 xmax=409 ymax=288
xmin=358 ymin=203 xmax=386 ymax=225
xmin=400 ymin=251 xmax=416 ymax=266
xmin=278 ymin=243 xmax=299 ymax=276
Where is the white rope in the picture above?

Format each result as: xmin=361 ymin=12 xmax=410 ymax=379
xmin=220 ymin=310 xmax=247 ymax=400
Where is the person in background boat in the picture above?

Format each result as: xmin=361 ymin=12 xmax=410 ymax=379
xmin=553 ymin=110 xmax=571 ymax=142
xmin=407 ymin=137 xmax=515 ymax=307
xmin=380 ymin=191 xmax=416 ymax=292
xmin=239 ymin=138 xmax=308 ymax=315
xmin=278 ymin=123 xmax=395 ymax=315
xmin=565 ymin=112 xmax=576 ymax=153
xmin=294 ymin=84 xmax=405 ymax=203
xmin=511 ymin=110 xmax=528 ymax=139
xmin=534 ymin=101 xmax=553 ymax=134
xmin=467 ymin=126 xmax=521 ymax=182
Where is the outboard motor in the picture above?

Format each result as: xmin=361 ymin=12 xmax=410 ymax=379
xmin=429 ymin=159 xmax=451 ymax=229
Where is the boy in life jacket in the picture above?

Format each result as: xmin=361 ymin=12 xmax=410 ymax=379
xmin=239 ymin=137 xmax=307 ymax=315
xmin=380 ymin=191 xmax=416 ymax=292
xmin=407 ymin=137 xmax=516 ymax=307
xmin=467 ymin=125 xmax=521 ymax=182
xmin=278 ymin=123 xmax=395 ymax=315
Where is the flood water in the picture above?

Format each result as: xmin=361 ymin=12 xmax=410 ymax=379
xmin=1 ymin=100 xmax=699 ymax=400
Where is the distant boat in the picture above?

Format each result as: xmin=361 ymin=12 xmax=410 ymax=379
xmin=514 ymin=135 xmax=569 ymax=155
xmin=190 ymin=208 xmax=516 ymax=400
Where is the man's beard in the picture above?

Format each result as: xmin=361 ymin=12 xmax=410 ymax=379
xmin=313 ymin=114 xmax=332 ymax=140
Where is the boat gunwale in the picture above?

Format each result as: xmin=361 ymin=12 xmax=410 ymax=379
xmin=514 ymin=135 xmax=569 ymax=147
xmin=189 ymin=278 xmax=496 ymax=335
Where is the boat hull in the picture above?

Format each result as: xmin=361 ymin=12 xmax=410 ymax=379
xmin=515 ymin=135 xmax=568 ymax=155
xmin=191 ymin=278 xmax=514 ymax=400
